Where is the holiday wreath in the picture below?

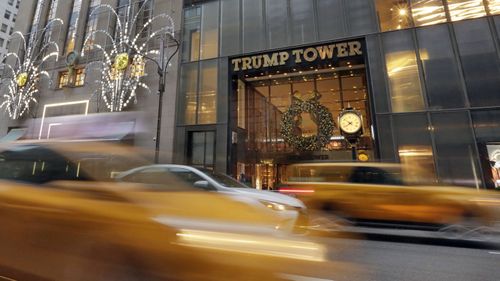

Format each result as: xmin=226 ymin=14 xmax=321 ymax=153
xmin=280 ymin=91 xmax=335 ymax=151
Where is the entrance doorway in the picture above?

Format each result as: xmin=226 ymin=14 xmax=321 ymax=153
xmin=232 ymin=63 xmax=375 ymax=189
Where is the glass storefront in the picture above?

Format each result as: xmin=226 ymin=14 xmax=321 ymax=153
xmin=176 ymin=0 xmax=500 ymax=190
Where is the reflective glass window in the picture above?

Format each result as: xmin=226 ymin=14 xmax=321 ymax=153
xmin=198 ymin=60 xmax=218 ymax=124
xmin=266 ymin=0 xmax=288 ymax=49
xmin=220 ymin=0 xmax=240 ymax=56
xmin=65 ymin=0 xmax=83 ymax=55
xmin=375 ymin=0 xmax=412 ymax=31
xmin=382 ymin=31 xmax=425 ymax=112
xmin=376 ymin=115 xmax=396 ymax=162
xmin=431 ymin=112 xmax=481 ymax=187
xmin=347 ymin=0 xmax=378 ymax=35
xmin=454 ymin=19 xmax=500 ymax=107
xmin=416 ymin=25 xmax=465 ymax=109
xmin=446 ymin=0 xmax=486 ymax=21
xmin=317 ymin=0 xmax=345 ymax=40
xmin=179 ymin=63 xmax=198 ymax=125
xmin=182 ymin=7 xmax=201 ymax=62
xmin=366 ymin=35 xmax=390 ymax=113
xmin=392 ymin=114 xmax=437 ymax=182
xmin=242 ymin=0 xmax=265 ymax=53
xmin=410 ymin=0 xmax=447 ymax=26
xmin=200 ymin=1 xmax=219 ymax=60
xmin=488 ymin=0 xmax=500 ymax=14
xmin=290 ymin=0 xmax=316 ymax=45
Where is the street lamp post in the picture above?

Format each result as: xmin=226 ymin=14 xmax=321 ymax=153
xmin=150 ymin=35 xmax=180 ymax=164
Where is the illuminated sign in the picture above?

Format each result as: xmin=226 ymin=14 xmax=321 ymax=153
xmin=231 ymin=40 xmax=363 ymax=72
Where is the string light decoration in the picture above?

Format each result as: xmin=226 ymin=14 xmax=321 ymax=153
xmin=81 ymin=0 xmax=175 ymax=112
xmin=280 ymin=91 xmax=335 ymax=151
xmin=0 ymin=19 xmax=62 ymax=119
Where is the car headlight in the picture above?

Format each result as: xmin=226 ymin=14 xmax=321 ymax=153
xmin=260 ymin=200 xmax=295 ymax=211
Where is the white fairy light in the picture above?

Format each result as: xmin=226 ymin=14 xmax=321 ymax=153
xmin=0 ymin=19 xmax=62 ymax=120
xmin=82 ymin=0 xmax=175 ymax=112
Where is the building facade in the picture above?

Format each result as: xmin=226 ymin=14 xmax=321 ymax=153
xmin=174 ymin=0 xmax=500 ymax=190
xmin=0 ymin=0 xmax=20 ymax=59
xmin=0 ymin=0 xmax=181 ymax=162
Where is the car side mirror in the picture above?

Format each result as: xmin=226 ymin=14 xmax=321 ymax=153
xmin=193 ymin=180 xmax=212 ymax=191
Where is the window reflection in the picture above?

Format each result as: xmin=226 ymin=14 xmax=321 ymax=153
xmin=488 ymin=0 xmax=500 ymax=14
xmin=447 ymin=0 xmax=486 ymax=21
xmin=198 ymin=60 xmax=218 ymax=124
xmin=383 ymin=31 xmax=425 ymax=112
xmin=180 ymin=63 xmax=198 ymax=125
xmin=376 ymin=0 xmax=412 ymax=31
xmin=410 ymin=0 xmax=447 ymax=26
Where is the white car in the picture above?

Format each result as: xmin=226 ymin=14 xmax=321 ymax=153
xmin=117 ymin=165 xmax=308 ymax=233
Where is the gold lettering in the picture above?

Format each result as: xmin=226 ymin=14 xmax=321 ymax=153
xmin=337 ymin=43 xmax=349 ymax=57
xmin=252 ymin=55 xmax=263 ymax=69
xmin=242 ymin=57 xmax=252 ymax=70
xmin=316 ymin=45 xmax=335 ymax=60
xmin=348 ymin=41 xmax=363 ymax=56
xmin=263 ymin=53 xmax=280 ymax=67
xmin=303 ymin=47 xmax=318 ymax=62
xmin=232 ymin=59 xmax=242 ymax=71
xmin=279 ymin=52 xmax=289 ymax=65
xmin=292 ymin=49 xmax=304 ymax=63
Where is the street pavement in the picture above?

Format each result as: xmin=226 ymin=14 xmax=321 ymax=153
xmin=317 ymin=236 xmax=500 ymax=281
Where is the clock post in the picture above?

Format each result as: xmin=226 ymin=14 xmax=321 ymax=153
xmin=338 ymin=108 xmax=364 ymax=161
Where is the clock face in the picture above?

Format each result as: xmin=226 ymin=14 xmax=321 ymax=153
xmin=115 ymin=53 xmax=130 ymax=71
xmin=339 ymin=112 xmax=362 ymax=134
xmin=16 ymin=72 xmax=28 ymax=87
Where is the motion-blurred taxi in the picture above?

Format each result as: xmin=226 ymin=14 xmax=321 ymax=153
xmin=0 ymin=141 xmax=352 ymax=280
xmin=279 ymin=163 xmax=500 ymax=236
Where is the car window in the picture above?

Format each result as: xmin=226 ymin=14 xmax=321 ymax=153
xmin=284 ymin=165 xmax=352 ymax=183
xmin=167 ymin=168 xmax=217 ymax=191
xmin=197 ymin=168 xmax=248 ymax=188
xmin=349 ymin=167 xmax=404 ymax=186
xmin=0 ymin=146 xmax=89 ymax=184
xmin=120 ymin=168 xmax=192 ymax=191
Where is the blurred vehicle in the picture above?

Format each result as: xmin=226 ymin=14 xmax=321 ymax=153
xmin=116 ymin=165 xmax=308 ymax=233
xmin=278 ymin=163 xmax=500 ymax=238
xmin=0 ymin=141 xmax=349 ymax=280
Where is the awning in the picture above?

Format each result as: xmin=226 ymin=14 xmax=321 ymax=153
xmin=0 ymin=128 xmax=27 ymax=143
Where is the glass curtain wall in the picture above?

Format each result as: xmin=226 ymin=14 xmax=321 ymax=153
xmin=376 ymin=0 xmax=499 ymax=31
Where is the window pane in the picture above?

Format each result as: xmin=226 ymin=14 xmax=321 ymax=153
xmin=191 ymin=132 xmax=205 ymax=165
xmin=179 ymin=63 xmax=198 ymax=125
xmin=243 ymin=0 xmax=265 ymax=53
xmin=383 ymin=31 xmax=425 ymax=112
xmin=198 ymin=60 xmax=218 ymax=124
xmin=376 ymin=115 xmax=396 ymax=162
xmin=410 ymin=0 xmax=447 ymax=26
xmin=347 ymin=0 xmax=378 ymax=35
xmin=182 ymin=7 xmax=201 ymax=62
xmin=416 ymin=25 xmax=465 ymax=109
xmin=317 ymin=0 xmax=345 ymax=40
xmin=266 ymin=0 xmax=288 ymax=49
xmin=446 ymin=0 xmax=486 ymax=21
xmin=200 ymin=1 xmax=219 ymax=60
xmin=220 ymin=0 xmax=240 ymax=56
xmin=392 ymin=114 xmax=437 ymax=182
xmin=205 ymin=131 xmax=215 ymax=167
xmin=431 ymin=112 xmax=481 ymax=187
xmin=290 ymin=0 xmax=316 ymax=45
xmin=454 ymin=19 xmax=500 ymax=107
xmin=489 ymin=0 xmax=500 ymax=14
xmin=375 ymin=0 xmax=411 ymax=32
xmin=366 ymin=35 xmax=390 ymax=113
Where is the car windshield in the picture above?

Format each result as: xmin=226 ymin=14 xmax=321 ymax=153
xmin=198 ymin=168 xmax=248 ymax=188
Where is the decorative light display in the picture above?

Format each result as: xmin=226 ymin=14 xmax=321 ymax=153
xmin=280 ymin=91 xmax=335 ymax=151
xmin=81 ymin=0 xmax=175 ymax=112
xmin=0 ymin=19 xmax=62 ymax=119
